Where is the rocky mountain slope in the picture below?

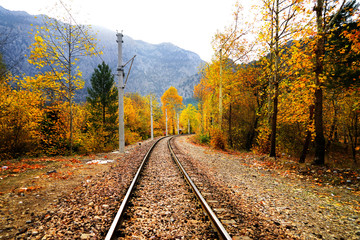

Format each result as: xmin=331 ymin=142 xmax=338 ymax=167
xmin=0 ymin=6 xmax=204 ymax=102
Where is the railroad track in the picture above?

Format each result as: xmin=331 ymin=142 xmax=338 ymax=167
xmin=105 ymin=136 xmax=232 ymax=239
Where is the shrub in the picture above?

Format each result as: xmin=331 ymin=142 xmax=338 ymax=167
xmin=210 ymin=128 xmax=227 ymax=150
xmin=198 ymin=134 xmax=210 ymax=144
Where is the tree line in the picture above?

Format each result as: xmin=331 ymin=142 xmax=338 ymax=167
xmin=194 ymin=0 xmax=360 ymax=166
xmin=0 ymin=7 xmax=189 ymax=159
xmin=1 ymin=0 xmax=359 ymax=169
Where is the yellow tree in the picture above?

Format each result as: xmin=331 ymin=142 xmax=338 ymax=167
xmin=28 ymin=13 xmax=99 ymax=154
xmin=161 ymin=86 xmax=183 ymax=135
xmin=146 ymin=94 xmax=163 ymax=137
xmin=180 ymin=104 xmax=198 ymax=134
xmin=212 ymin=1 xmax=254 ymax=129
xmin=259 ymin=0 xmax=309 ymax=158
xmin=280 ymin=38 xmax=316 ymax=162
xmin=0 ymin=75 xmax=43 ymax=158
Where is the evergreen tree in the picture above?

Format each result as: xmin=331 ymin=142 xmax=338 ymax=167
xmin=87 ymin=62 xmax=118 ymax=147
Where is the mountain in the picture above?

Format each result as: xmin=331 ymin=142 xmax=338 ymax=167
xmin=0 ymin=6 xmax=204 ymax=102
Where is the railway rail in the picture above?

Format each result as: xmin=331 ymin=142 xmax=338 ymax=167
xmin=105 ymin=136 xmax=232 ymax=239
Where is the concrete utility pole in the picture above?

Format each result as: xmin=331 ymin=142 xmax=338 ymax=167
xmin=177 ymin=112 xmax=180 ymax=135
xmin=150 ymin=95 xmax=154 ymax=140
xmin=117 ymin=32 xmax=125 ymax=153
xmin=165 ymin=109 xmax=168 ymax=136
xmin=219 ymin=48 xmax=223 ymax=130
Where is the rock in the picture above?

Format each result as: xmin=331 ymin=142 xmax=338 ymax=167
xmin=233 ymin=236 xmax=252 ymax=240
xmin=80 ymin=233 xmax=92 ymax=239
xmin=88 ymin=202 xmax=94 ymax=206
xmin=32 ymin=230 xmax=39 ymax=236
xmin=47 ymin=170 xmax=57 ymax=174
xmin=26 ymin=220 xmax=32 ymax=224
xmin=16 ymin=228 xmax=27 ymax=235
xmin=273 ymin=220 xmax=281 ymax=226
xmin=102 ymin=204 xmax=109 ymax=209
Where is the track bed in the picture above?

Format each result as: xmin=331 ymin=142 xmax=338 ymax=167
xmin=114 ymin=137 xmax=218 ymax=239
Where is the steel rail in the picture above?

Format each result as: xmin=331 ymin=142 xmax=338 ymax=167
xmin=167 ymin=136 xmax=232 ymax=240
xmin=105 ymin=137 xmax=165 ymax=240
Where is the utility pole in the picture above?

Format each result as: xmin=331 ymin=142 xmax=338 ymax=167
xmin=117 ymin=32 xmax=125 ymax=153
xmin=165 ymin=109 xmax=168 ymax=136
xmin=150 ymin=95 xmax=154 ymax=140
xmin=219 ymin=48 xmax=223 ymax=130
xmin=177 ymin=112 xmax=180 ymax=135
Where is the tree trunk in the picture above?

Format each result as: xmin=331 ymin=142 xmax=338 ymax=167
xmin=355 ymin=113 xmax=358 ymax=163
xmin=270 ymin=81 xmax=279 ymax=157
xmin=313 ymin=0 xmax=326 ymax=165
xmin=326 ymin=100 xmax=338 ymax=153
xmin=228 ymin=100 xmax=233 ymax=148
xmin=269 ymin=0 xmax=279 ymax=158
xmin=246 ymin=115 xmax=259 ymax=151
xmin=69 ymin=90 xmax=73 ymax=155
xmin=300 ymin=105 xmax=314 ymax=163
xmin=349 ymin=111 xmax=358 ymax=163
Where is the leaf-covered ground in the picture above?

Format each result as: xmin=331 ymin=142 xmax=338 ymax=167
xmin=1 ymin=136 xmax=359 ymax=239
xmin=178 ymin=136 xmax=360 ymax=239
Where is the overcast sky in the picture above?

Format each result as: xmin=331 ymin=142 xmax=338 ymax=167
xmin=0 ymin=0 xmax=258 ymax=61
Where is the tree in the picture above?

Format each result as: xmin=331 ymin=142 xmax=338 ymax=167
xmin=28 ymin=12 xmax=99 ymax=154
xmin=0 ymin=75 xmax=43 ymax=159
xmin=212 ymin=2 xmax=253 ymax=130
xmin=86 ymin=62 xmax=118 ymax=148
xmin=325 ymin=0 xmax=360 ymax=90
xmin=312 ymin=0 xmax=347 ymax=165
xmin=180 ymin=104 xmax=198 ymax=134
xmin=161 ymin=86 xmax=183 ymax=135
xmin=260 ymin=0 xmax=307 ymax=158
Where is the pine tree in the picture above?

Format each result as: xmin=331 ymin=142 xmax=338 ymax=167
xmin=87 ymin=62 xmax=118 ymax=147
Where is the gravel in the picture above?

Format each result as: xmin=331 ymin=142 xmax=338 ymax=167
xmin=2 ymin=139 xmax=156 ymax=240
xmin=2 ymin=135 xmax=359 ymax=239
xmin=174 ymin=135 xmax=360 ymax=240
xmin=117 ymin=137 xmax=217 ymax=239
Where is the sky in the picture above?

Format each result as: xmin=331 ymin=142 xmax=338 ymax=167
xmin=0 ymin=0 xmax=257 ymax=61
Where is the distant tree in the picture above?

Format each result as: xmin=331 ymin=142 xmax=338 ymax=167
xmin=87 ymin=62 xmax=118 ymax=147
xmin=180 ymin=104 xmax=198 ymax=134
xmin=161 ymin=86 xmax=183 ymax=135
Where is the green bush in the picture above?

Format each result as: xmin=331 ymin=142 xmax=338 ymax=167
xmin=198 ymin=134 xmax=210 ymax=144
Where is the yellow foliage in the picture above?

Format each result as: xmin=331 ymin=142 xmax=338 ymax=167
xmin=0 ymin=75 xmax=44 ymax=158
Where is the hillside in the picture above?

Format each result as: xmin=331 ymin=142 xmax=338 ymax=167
xmin=0 ymin=6 xmax=204 ymax=102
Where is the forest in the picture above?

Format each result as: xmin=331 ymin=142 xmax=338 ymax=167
xmin=0 ymin=0 xmax=359 ymax=169
xmin=194 ymin=0 xmax=360 ymax=167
